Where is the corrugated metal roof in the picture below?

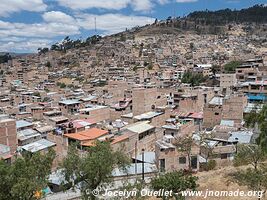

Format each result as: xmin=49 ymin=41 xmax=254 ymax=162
xmin=22 ymin=139 xmax=56 ymax=153
xmin=16 ymin=120 xmax=32 ymax=129
xmin=209 ymin=97 xmax=223 ymax=105
xmin=228 ymin=131 xmax=253 ymax=144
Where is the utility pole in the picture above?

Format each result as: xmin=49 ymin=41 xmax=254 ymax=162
xmin=142 ymin=148 xmax=145 ymax=181
xmin=135 ymin=141 xmax=137 ymax=179
xmin=94 ymin=17 xmax=97 ymax=33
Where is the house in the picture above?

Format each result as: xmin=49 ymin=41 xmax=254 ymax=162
xmin=20 ymin=139 xmax=56 ymax=153
xmin=17 ymin=129 xmax=41 ymax=146
xmin=16 ymin=120 xmax=33 ymax=131
xmin=63 ymin=128 xmax=109 ymax=149
xmin=155 ymin=135 xmax=200 ymax=172
xmin=203 ymin=96 xmax=223 ymax=128
xmin=0 ymin=115 xmax=17 ymax=154
xmin=0 ymin=144 xmax=12 ymax=164
xmin=200 ymin=138 xmax=236 ymax=167
xmin=35 ymin=125 xmax=54 ymax=139
xmin=58 ymin=99 xmax=80 ymax=115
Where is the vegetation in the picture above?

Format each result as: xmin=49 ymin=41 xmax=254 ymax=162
xmin=245 ymin=104 xmax=267 ymax=153
xmin=37 ymin=47 xmax=49 ymax=55
xmin=175 ymin=137 xmax=194 ymax=171
xmin=0 ymin=53 xmax=11 ymax=64
xmin=56 ymin=82 xmax=66 ymax=89
xmin=32 ymin=92 xmax=41 ymax=97
xmin=0 ymin=149 xmax=55 ymax=200
xmin=60 ymin=141 xmax=129 ymax=199
xmin=234 ymin=144 xmax=266 ymax=169
xmin=50 ymin=35 xmax=102 ymax=51
xmin=202 ymin=160 xmax=217 ymax=171
xmin=188 ymin=5 xmax=267 ymax=25
xmin=45 ymin=61 xmax=51 ymax=68
xmin=181 ymin=71 xmax=207 ymax=86
xmin=229 ymin=144 xmax=267 ymax=199
xmin=151 ymin=170 xmax=198 ymax=200
xmin=223 ymin=61 xmax=241 ymax=73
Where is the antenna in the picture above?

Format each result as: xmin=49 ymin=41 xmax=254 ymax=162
xmin=94 ymin=17 xmax=97 ymax=33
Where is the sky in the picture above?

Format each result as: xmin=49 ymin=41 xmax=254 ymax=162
xmin=0 ymin=0 xmax=266 ymax=53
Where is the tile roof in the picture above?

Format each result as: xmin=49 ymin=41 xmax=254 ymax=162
xmin=64 ymin=128 xmax=108 ymax=141
xmin=111 ymin=134 xmax=131 ymax=145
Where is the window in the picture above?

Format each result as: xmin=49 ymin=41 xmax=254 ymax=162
xmin=191 ymin=156 xmax=198 ymax=169
xmin=179 ymin=157 xmax=186 ymax=164
xmin=215 ymin=112 xmax=219 ymax=115
xmin=159 ymin=159 xmax=165 ymax=172
xmin=221 ymin=153 xmax=228 ymax=159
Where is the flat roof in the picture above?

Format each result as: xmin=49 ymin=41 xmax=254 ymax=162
xmin=59 ymin=99 xmax=80 ymax=105
xmin=126 ymin=121 xmax=155 ymax=134
xmin=35 ymin=126 xmax=54 ymax=133
xmin=50 ymin=116 xmax=68 ymax=122
xmin=112 ymin=163 xmax=157 ymax=177
xmin=228 ymin=130 xmax=253 ymax=144
xmin=0 ymin=144 xmax=10 ymax=154
xmin=16 ymin=120 xmax=33 ymax=129
xmin=209 ymin=97 xmax=223 ymax=106
xmin=133 ymin=111 xmax=163 ymax=120
xmin=21 ymin=139 xmax=56 ymax=153
xmin=17 ymin=129 xmax=41 ymax=141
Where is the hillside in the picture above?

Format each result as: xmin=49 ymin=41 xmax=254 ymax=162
xmin=42 ymin=4 xmax=266 ymax=53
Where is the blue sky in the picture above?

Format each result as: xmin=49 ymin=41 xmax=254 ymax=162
xmin=0 ymin=0 xmax=266 ymax=53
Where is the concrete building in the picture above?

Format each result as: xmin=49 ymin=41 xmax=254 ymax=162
xmin=203 ymin=96 xmax=223 ymax=128
xmin=0 ymin=115 xmax=17 ymax=154
xmin=132 ymin=88 xmax=166 ymax=116
xmin=155 ymin=135 xmax=200 ymax=172
xmin=220 ymin=74 xmax=237 ymax=95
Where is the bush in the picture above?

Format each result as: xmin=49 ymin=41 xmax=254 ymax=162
xmin=203 ymin=160 xmax=217 ymax=171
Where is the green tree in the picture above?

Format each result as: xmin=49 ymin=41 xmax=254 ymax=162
xmin=229 ymin=168 xmax=266 ymax=200
xmin=175 ymin=137 xmax=194 ymax=171
xmin=234 ymin=144 xmax=266 ymax=170
xmin=181 ymin=71 xmax=207 ymax=86
xmin=61 ymin=141 xmax=129 ymax=199
xmin=223 ymin=61 xmax=241 ymax=73
xmin=229 ymin=144 xmax=267 ymax=200
xmin=45 ymin=61 xmax=51 ymax=68
xmin=0 ymin=149 xmax=55 ymax=200
xmin=245 ymin=104 xmax=267 ymax=153
xmin=151 ymin=170 xmax=198 ymax=200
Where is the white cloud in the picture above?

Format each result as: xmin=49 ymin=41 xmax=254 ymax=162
xmin=42 ymin=11 xmax=76 ymax=24
xmin=76 ymin=13 xmax=154 ymax=35
xmin=131 ymin=0 xmax=154 ymax=11
xmin=57 ymin=0 xmax=161 ymax=12
xmin=157 ymin=0 xmax=169 ymax=5
xmin=0 ymin=19 xmax=80 ymax=38
xmin=0 ymin=38 xmax=51 ymax=52
xmin=57 ymin=0 xmax=131 ymax=10
xmin=176 ymin=0 xmax=198 ymax=2
xmin=0 ymin=0 xmax=47 ymax=16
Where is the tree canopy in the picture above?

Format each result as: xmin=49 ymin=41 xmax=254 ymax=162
xmin=60 ymin=141 xmax=129 ymax=199
xmin=151 ymin=170 xmax=198 ymax=200
xmin=245 ymin=104 xmax=267 ymax=153
xmin=223 ymin=61 xmax=241 ymax=73
xmin=0 ymin=149 xmax=55 ymax=200
xmin=181 ymin=71 xmax=207 ymax=86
